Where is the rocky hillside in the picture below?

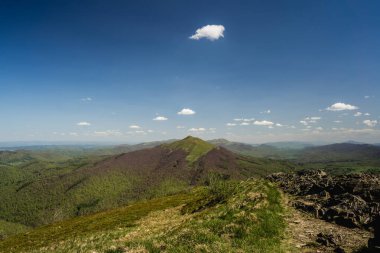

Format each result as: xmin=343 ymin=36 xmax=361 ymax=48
xmin=267 ymin=170 xmax=380 ymax=229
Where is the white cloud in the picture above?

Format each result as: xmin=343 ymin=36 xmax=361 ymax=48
xmin=276 ymin=123 xmax=283 ymax=127
xmin=302 ymin=116 xmax=321 ymax=124
xmin=129 ymin=125 xmax=141 ymax=129
xmin=189 ymin=25 xmax=225 ymax=41
xmin=364 ymin=113 xmax=370 ymax=116
xmin=153 ymin=116 xmax=168 ymax=121
xmin=188 ymin=127 xmax=206 ymax=132
xmin=240 ymin=122 xmax=250 ymax=126
xmin=226 ymin=123 xmax=237 ymax=126
xmin=176 ymin=125 xmax=185 ymax=129
xmin=326 ymin=102 xmax=359 ymax=111
xmin=234 ymin=118 xmax=255 ymax=122
xmin=147 ymin=130 xmax=154 ymax=133
xmin=363 ymin=120 xmax=378 ymax=127
xmin=305 ymin=117 xmax=321 ymax=121
xmin=77 ymin=121 xmax=91 ymax=126
xmin=177 ymin=108 xmax=195 ymax=115
xmin=253 ymin=120 xmax=274 ymax=126
xmin=364 ymin=95 xmax=370 ymax=99
xmin=354 ymin=112 xmax=362 ymax=117
xmin=94 ymin=130 xmax=122 ymax=137
xmin=81 ymin=97 xmax=92 ymax=102
xmin=316 ymin=127 xmax=323 ymax=131
xmin=260 ymin=110 xmax=271 ymax=114
xmin=333 ymin=120 xmax=342 ymax=123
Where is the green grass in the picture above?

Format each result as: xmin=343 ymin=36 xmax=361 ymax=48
xmin=0 ymin=220 xmax=29 ymax=240
xmin=0 ymin=190 xmax=203 ymax=253
xmin=164 ymin=136 xmax=215 ymax=163
xmin=142 ymin=180 xmax=288 ymax=253
xmin=0 ymin=179 xmax=289 ymax=253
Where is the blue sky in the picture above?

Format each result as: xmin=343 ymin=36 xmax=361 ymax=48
xmin=1 ymin=0 xmax=380 ymax=143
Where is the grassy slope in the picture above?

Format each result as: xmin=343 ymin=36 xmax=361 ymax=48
xmin=0 ymin=220 xmax=29 ymax=240
xmin=164 ymin=136 xmax=215 ymax=163
xmin=0 ymin=179 xmax=290 ymax=253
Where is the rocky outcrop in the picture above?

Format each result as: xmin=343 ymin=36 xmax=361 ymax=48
xmin=267 ymin=170 xmax=380 ymax=229
xmin=368 ymin=215 xmax=380 ymax=252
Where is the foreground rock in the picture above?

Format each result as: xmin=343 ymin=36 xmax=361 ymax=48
xmin=267 ymin=170 xmax=380 ymax=229
xmin=368 ymin=215 xmax=380 ymax=252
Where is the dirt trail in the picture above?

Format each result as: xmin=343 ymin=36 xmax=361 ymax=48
xmin=285 ymin=206 xmax=372 ymax=253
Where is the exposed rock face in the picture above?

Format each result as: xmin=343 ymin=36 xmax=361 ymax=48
xmin=267 ymin=170 xmax=380 ymax=229
xmin=368 ymin=215 xmax=380 ymax=251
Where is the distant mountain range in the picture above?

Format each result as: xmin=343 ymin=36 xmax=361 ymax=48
xmin=297 ymin=143 xmax=380 ymax=162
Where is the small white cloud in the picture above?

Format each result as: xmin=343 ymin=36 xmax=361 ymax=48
xmin=226 ymin=123 xmax=237 ymax=126
xmin=354 ymin=112 xmax=362 ymax=117
xmin=300 ymin=120 xmax=308 ymax=126
xmin=260 ymin=110 xmax=271 ymax=114
xmin=240 ymin=122 xmax=250 ymax=126
xmin=253 ymin=120 xmax=274 ymax=126
xmin=333 ymin=120 xmax=342 ymax=123
xmin=316 ymin=127 xmax=323 ymax=131
xmin=327 ymin=102 xmax=359 ymax=111
xmin=363 ymin=120 xmax=377 ymax=127
xmin=305 ymin=117 xmax=321 ymax=120
xmin=153 ymin=116 xmax=168 ymax=121
xmin=94 ymin=130 xmax=122 ymax=137
xmin=364 ymin=113 xmax=370 ymax=116
xmin=77 ymin=121 xmax=91 ymax=126
xmin=189 ymin=25 xmax=225 ymax=41
xmin=176 ymin=125 xmax=185 ymax=129
xmin=188 ymin=127 xmax=206 ymax=132
xmin=364 ymin=95 xmax=370 ymax=99
xmin=177 ymin=108 xmax=196 ymax=115
xmin=81 ymin=97 xmax=92 ymax=102
xmin=276 ymin=123 xmax=283 ymax=127
xmin=147 ymin=130 xmax=154 ymax=133
xmin=129 ymin=125 xmax=141 ymax=129
xmin=234 ymin=118 xmax=255 ymax=122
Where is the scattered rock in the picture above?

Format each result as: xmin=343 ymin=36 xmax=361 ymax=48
xmin=267 ymin=170 xmax=380 ymax=229
xmin=316 ymin=232 xmax=340 ymax=246
xmin=368 ymin=215 xmax=380 ymax=252
xmin=334 ymin=246 xmax=346 ymax=253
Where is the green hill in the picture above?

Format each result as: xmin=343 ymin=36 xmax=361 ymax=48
xmin=164 ymin=136 xmax=215 ymax=163
xmin=0 ymin=179 xmax=290 ymax=253
xmin=0 ymin=136 xmax=296 ymax=238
